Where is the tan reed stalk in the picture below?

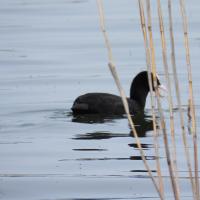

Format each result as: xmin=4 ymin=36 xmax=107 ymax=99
xmin=167 ymin=0 xmax=191 ymax=195
xmin=108 ymin=62 xmax=166 ymax=199
xmin=155 ymin=0 xmax=182 ymax=199
xmin=156 ymin=0 xmax=182 ymax=196
xmin=96 ymin=0 xmax=164 ymax=199
xmin=139 ymin=0 xmax=179 ymax=199
xmin=179 ymin=0 xmax=197 ymax=137
xmin=143 ymin=0 xmax=165 ymax=195
xmin=179 ymin=0 xmax=199 ymax=199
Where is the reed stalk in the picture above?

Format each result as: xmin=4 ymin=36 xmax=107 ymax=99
xmin=138 ymin=0 xmax=179 ymax=198
xmin=179 ymin=0 xmax=199 ymax=199
xmin=96 ymin=0 xmax=163 ymax=199
xmin=167 ymin=0 xmax=191 ymax=196
xmin=140 ymin=0 xmax=164 ymax=195
xmin=156 ymin=0 xmax=181 ymax=199
xmin=97 ymin=0 xmax=198 ymax=199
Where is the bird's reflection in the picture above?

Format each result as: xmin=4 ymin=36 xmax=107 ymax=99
xmin=129 ymin=113 xmax=154 ymax=137
xmin=71 ymin=113 xmax=121 ymax=124
xmin=72 ymin=112 xmax=157 ymax=138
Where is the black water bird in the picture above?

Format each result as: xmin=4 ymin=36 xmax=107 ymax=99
xmin=71 ymin=71 xmax=164 ymax=115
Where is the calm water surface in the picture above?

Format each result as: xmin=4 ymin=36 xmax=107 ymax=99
xmin=0 ymin=0 xmax=200 ymax=199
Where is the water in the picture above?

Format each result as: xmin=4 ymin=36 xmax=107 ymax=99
xmin=0 ymin=0 xmax=200 ymax=199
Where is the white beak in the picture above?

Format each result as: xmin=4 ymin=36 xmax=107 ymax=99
xmin=158 ymin=84 xmax=168 ymax=97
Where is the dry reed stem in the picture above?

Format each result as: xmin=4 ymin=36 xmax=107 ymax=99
xmin=108 ymin=63 xmax=164 ymax=199
xmin=146 ymin=0 xmax=164 ymax=194
xmin=179 ymin=0 xmax=197 ymax=137
xmin=96 ymin=0 xmax=163 ymax=199
xmin=140 ymin=0 xmax=164 ymax=195
xmin=139 ymin=0 xmax=179 ymax=198
xmin=179 ymin=0 xmax=199 ymax=199
xmin=167 ymin=0 xmax=188 ymax=195
xmin=156 ymin=0 xmax=181 ymax=199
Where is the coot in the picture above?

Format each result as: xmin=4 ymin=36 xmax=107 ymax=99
xmin=71 ymin=71 xmax=163 ymax=115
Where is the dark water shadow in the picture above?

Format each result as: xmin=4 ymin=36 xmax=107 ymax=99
xmin=59 ymin=155 xmax=156 ymax=162
xmin=128 ymin=143 xmax=154 ymax=150
xmin=73 ymin=148 xmax=107 ymax=151
xmin=72 ymin=131 xmax=130 ymax=140
xmin=130 ymin=169 xmax=157 ymax=173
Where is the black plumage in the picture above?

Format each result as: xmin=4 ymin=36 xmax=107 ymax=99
xmin=71 ymin=71 xmax=161 ymax=115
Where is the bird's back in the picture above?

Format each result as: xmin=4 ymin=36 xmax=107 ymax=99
xmin=71 ymin=93 xmax=141 ymax=115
